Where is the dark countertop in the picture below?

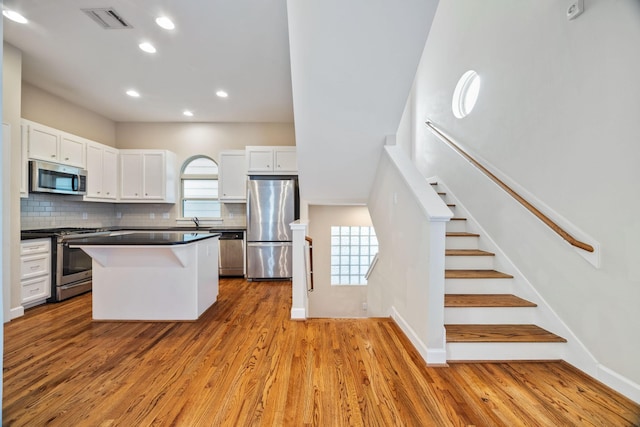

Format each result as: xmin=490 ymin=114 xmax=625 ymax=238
xmin=21 ymin=226 xmax=245 ymax=240
xmin=20 ymin=233 xmax=56 ymax=240
xmin=109 ymin=226 xmax=246 ymax=232
xmin=69 ymin=232 xmax=220 ymax=246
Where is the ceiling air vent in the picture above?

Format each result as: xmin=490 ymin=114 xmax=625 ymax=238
xmin=82 ymin=8 xmax=133 ymax=29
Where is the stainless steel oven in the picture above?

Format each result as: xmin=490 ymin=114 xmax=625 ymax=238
xmin=56 ymin=236 xmax=93 ymax=300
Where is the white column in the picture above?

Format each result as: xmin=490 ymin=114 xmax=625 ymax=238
xmin=290 ymin=220 xmax=309 ymax=320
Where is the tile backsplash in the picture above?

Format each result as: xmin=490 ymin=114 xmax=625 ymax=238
xmin=20 ymin=193 xmax=246 ymax=230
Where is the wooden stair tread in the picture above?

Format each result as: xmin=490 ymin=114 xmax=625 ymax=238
xmin=446 ymin=232 xmax=480 ymax=237
xmin=446 ymin=324 xmax=566 ymax=343
xmin=451 ymin=217 xmax=466 ymax=221
xmin=445 ymin=294 xmax=536 ymax=307
xmin=446 ymin=249 xmax=494 ymax=256
xmin=438 ymin=192 xmax=446 ymax=196
xmin=446 ymin=270 xmax=514 ymax=279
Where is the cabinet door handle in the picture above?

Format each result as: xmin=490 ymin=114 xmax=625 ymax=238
xmin=30 ymin=265 xmax=40 ymax=270
xmin=65 ymin=157 xmax=69 ymax=160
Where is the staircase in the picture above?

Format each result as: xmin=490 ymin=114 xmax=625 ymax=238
xmin=432 ymin=182 xmax=567 ymax=361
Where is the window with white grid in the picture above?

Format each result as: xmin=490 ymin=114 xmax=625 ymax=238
xmin=181 ymin=156 xmax=221 ymax=218
xmin=330 ymin=226 xmax=378 ymax=285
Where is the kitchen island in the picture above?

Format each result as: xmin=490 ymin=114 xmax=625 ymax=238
xmin=71 ymin=232 xmax=220 ymax=321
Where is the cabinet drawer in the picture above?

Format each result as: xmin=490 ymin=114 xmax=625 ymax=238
xmin=21 ymin=276 xmax=50 ymax=303
xmin=21 ymin=254 xmax=51 ymax=280
xmin=20 ymin=239 xmax=51 ymax=255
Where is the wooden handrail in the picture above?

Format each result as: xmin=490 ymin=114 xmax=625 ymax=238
xmin=425 ymin=121 xmax=594 ymax=253
xmin=305 ymin=236 xmax=314 ymax=291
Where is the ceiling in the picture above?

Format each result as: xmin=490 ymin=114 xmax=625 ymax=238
xmin=2 ymin=0 xmax=293 ymax=123
xmin=4 ymin=0 xmax=439 ymax=203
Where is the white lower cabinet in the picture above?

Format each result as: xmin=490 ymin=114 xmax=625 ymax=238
xmin=20 ymin=238 xmax=51 ymax=307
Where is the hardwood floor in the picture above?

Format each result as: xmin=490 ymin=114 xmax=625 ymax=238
xmin=4 ymin=279 xmax=639 ymax=426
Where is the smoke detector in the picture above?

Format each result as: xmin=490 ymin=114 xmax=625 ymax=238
xmin=82 ymin=8 xmax=133 ymax=29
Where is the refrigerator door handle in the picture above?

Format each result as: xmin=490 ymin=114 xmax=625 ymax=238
xmin=247 ymin=242 xmax=293 ymax=247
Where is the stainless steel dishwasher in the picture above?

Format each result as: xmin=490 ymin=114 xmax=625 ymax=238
xmin=218 ymin=231 xmax=245 ymax=277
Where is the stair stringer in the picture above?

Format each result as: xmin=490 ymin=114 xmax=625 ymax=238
xmin=430 ymin=177 xmax=598 ymax=370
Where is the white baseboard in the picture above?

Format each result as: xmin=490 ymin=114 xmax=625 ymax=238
xmin=390 ymin=306 xmax=446 ymax=365
xmin=10 ymin=306 xmax=24 ymax=320
xmin=290 ymin=307 xmax=306 ymax=320
xmin=597 ymin=364 xmax=640 ymax=405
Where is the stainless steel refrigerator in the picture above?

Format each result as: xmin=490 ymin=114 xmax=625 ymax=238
xmin=246 ymin=176 xmax=299 ymax=280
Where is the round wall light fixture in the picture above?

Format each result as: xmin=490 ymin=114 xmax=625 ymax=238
xmin=452 ymin=70 xmax=480 ymax=119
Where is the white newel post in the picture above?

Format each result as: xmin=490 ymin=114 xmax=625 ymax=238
xmin=290 ymin=220 xmax=309 ymax=320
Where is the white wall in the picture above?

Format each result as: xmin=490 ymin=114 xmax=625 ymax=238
xmin=409 ymin=0 xmax=640 ymax=387
xmin=3 ymin=43 xmax=23 ymax=316
xmin=1 ymin=21 xmax=5 ymax=417
xmin=22 ymin=83 xmax=116 ymax=146
xmin=116 ymin=122 xmax=294 ymax=164
xmin=367 ymin=145 xmax=451 ymax=363
xmin=307 ymin=205 xmax=370 ymax=318
xmin=287 ymin=0 xmax=438 ymax=204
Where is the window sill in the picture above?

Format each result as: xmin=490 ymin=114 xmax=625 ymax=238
xmin=176 ymin=218 xmax=224 ymax=227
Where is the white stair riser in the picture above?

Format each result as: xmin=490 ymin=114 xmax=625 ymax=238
xmin=446 ymin=342 xmax=566 ymax=361
xmin=446 ymin=220 xmax=467 ymax=233
xmin=445 ymin=307 xmax=536 ymax=324
xmin=445 ymin=279 xmax=514 ymax=294
xmin=445 ymin=236 xmax=479 ymax=249
xmin=445 ymin=255 xmax=494 ymax=270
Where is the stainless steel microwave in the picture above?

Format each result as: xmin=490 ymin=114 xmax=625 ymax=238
xmin=29 ymin=160 xmax=87 ymax=196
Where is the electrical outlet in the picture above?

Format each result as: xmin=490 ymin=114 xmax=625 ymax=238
xmin=82 ymin=212 xmax=88 ymax=220
xmin=150 ymin=213 xmax=155 ymax=219
xmin=116 ymin=212 xmax=122 ymax=219
xmin=162 ymin=213 xmax=170 ymax=219
xmin=567 ymin=0 xmax=584 ymax=20
xmin=362 ymin=302 xmax=368 ymax=311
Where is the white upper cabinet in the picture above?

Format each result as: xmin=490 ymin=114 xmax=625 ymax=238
xmin=219 ymin=150 xmax=247 ymax=202
xmin=60 ymin=134 xmax=86 ymax=167
xmin=119 ymin=150 xmax=176 ymax=203
xmin=246 ymin=146 xmax=297 ymax=174
xmin=24 ymin=119 xmax=86 ymax=168
xmin=85 ymin=142 xmax=118 ymax=201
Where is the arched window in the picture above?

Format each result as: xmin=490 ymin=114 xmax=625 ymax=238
xmin=181 ymin=156 xmax=221 ymax=218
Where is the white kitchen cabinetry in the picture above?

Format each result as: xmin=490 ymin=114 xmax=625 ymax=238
xmin=219 ymin=150 xmax=247 ymax=201
xmin=24 ymin=120 xmax=86 ymax=168
xmin=246 ymin=146 xmax=297 ymax=174
xmin=85 ymin=142 xmax=118 ymax=201
xmin=20 ymin=238 xmax=51 ymax=307
xmin=20 ymin=123 xmax=28 ymax=198
xmin=119 ymin=150 xmax=176 ymax=203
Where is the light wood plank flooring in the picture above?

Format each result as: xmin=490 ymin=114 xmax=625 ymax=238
xmin=4 ymin=278 xmax=639 ymax=426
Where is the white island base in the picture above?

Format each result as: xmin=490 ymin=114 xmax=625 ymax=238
xmin=80 ymin=236 xmax=219 ymax=321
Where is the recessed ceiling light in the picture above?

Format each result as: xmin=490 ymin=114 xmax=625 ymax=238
xmin=138 ymin=42 xmax=156 ymax=54
xmin=183 ymin=110 xmax=194 ymax=117
xmin=155 ymin=16 xmax=175 ymax=30
xmin=3 ymin=9 xmax=28 ymax=24
xmin=216 ymin=90 xmax=228 ymax=98
xmin=126 ymin=90 xmax=140 ymax=98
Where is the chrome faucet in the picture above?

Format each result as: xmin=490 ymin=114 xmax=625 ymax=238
xmin=192 ymin=217 xmax=200 ymax=228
